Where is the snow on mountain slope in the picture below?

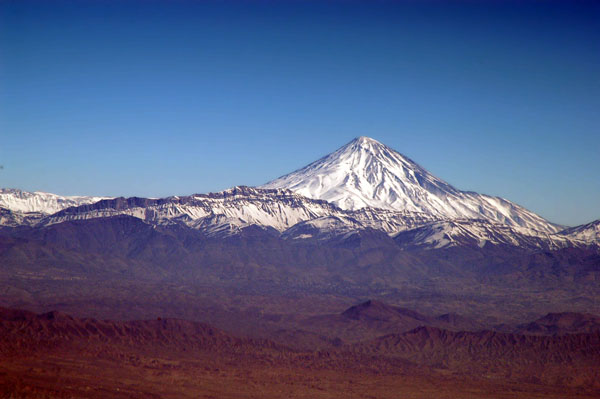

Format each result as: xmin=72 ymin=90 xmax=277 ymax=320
xmin=281 ymin=215 xmax=366 ymax=241
xmin=347 ymin=207 xmax=439 ymax=234
xmin=0 ymin=208 xmax=44 ymax=227
xmin=261 ymin=137 xmax=561 ymax=234
xmin=40 ymin=186 xmax=443 ymax=237
xmin=0 ymin=185 xmax=593 ymax=249
xmin=42 ymin=187 xmax=336 ymax=234
xmin=394 ymin=219 xmax=581 ymax=251
xmin=558 ymin=220 xmax=600 ymax=244
xmin=0 ymin=188 xmax=109 ymax=214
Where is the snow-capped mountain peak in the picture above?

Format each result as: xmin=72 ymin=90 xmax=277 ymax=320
xmin=0 ymin=188 xmax=110 ymax=214
xmin=261 ymin=136 xmax=561 ymax=234
xmin=262 ymin=136 xmax=453 ymax=211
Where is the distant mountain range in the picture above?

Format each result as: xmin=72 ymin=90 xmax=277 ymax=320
xmin=2 ymin=138 xmax=598 ymax=399
xmin=1 ymin=137 xmax=598 ymax=251
xmin=1 ymin=139 xmax=599 ymax=353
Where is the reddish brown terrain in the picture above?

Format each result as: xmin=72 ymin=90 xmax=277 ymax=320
xmin=514 ymin=312 xmax=600 ymax=335
xmin=1 ymin=306 xmax=599 ymax=399
xmin=1 ymin=208 xmax=599 ymax=397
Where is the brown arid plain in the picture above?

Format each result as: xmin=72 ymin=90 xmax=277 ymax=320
xmin=1 ymin=305 xmax=599 ymax=399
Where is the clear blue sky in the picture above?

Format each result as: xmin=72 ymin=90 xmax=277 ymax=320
xmin=0 ymin=0 xmax=598 ymax=226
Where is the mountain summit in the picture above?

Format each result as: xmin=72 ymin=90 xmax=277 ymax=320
xmin=262 ymin=136 xmax=456 ymax=211
xmin=262 ymin=136 xmax=560 ymax=233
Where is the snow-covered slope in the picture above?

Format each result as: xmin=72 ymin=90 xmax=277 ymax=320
xmin=558 ymin=220 xmax=600 ymax=245
xmin=281 ymin=215 xmax=366 ymax=242
xmin=39 ymin=186 xmax=442 ymax=237
xmin=42 ymin=187 xmax=336 ymax=235
xmin=25 ymin=186 xmax=594 ymax=249
xmin=0 ymin=188 xmax=109 ymax=214
xmin=0 ymin=208 xmax=44 ymax=227
xmin=261 ymin=137 xmax=561 ymax=234
xmin=394 ymin=219 xmax=581 ymax=251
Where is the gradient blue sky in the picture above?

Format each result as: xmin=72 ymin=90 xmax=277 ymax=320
xmin=0 ymin=0 xmax=598 ymax=226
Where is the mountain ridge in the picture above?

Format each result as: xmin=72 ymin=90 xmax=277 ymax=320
xmin=1 ymin=188 xmax=595 ymax=250
xmin=1 ymin=137 xmax=597 ymax=251
xmin=0 ymin=188 xmax=110 ymax=214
